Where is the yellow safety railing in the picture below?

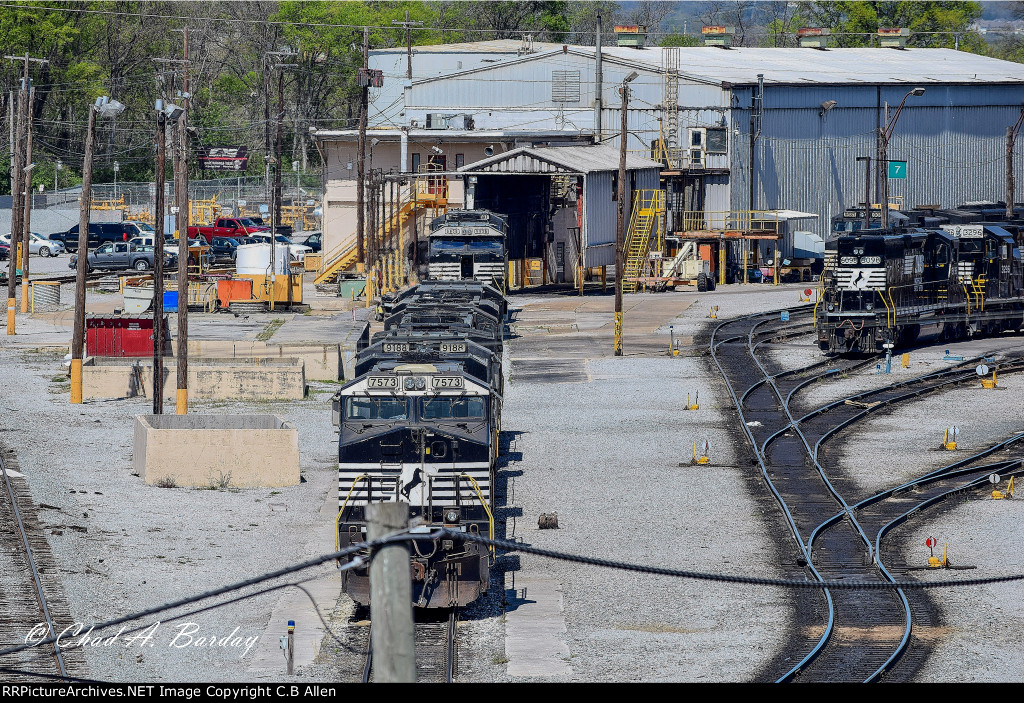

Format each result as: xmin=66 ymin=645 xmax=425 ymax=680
xmin=457 ymin=473 xmax=495 ymax=560
xmin=334 ymin=474 xmax=369 ymax=551
xmin=622 ymin=189 xmax=665 ymax=293
xmin=675 ymin=210 xmax=783 ymax=234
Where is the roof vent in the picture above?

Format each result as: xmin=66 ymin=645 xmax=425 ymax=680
xmin=877 ymin=27 xmax=910 ymax=49
xmin=798 ymin=27 xmax=830 ymax=49
xmin=614 ymin=25 xmax=647 ymax=48
xmin=702 ymin=26 xmax=734 ymax=48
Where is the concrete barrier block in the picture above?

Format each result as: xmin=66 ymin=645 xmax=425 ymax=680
xmin=134 ymin=414 xmax=300 ymax=488
xmin=83 ymin=357 xmax=306 ymax=401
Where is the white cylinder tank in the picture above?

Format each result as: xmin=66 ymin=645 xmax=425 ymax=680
xmin=235 ymin=243 xmax=290 ymax=275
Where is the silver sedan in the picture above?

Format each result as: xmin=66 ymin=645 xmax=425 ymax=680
xmin=0 ymin=231 xmax=66 ymax=257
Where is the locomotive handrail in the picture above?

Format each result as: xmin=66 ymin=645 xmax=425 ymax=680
xmin=457 ymin=473 xmax=495 ymax=560
xmin=335 ymin=474 xmax=370 ymax=551
xmin=880 ymin=287 xmax=894 ymax=329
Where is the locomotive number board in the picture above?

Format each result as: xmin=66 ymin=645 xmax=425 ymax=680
xmin=439 ymin=342 xmax=466 ymax=353
xmin=383 ymin=342 xmax=410 ymax=353
xmin=430 ymin=376 xmax=464 ymax=389
xmin=367 ymin=376 xmax=399 ymax=389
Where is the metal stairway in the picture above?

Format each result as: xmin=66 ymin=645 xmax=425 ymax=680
xmin=314 ymin=179 xmax=447 ymax=285
xmin=621 ymin=189 xmax=665 ymax=293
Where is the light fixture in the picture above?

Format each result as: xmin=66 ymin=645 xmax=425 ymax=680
xmin=96 ymin=96 xmax=126 ymax=118
xmin=431 ymin=145 xmax=443 ymax=154
xmin=370 ymin=137 xmax=380 ymax=147
xmin=483 ymin=145 xmax=494 ymax=156
xmin=819 ymin=99 xmax=837 ymax=117
xmin=23 ymin=162 xmax=36 ymax=172
xmin=911 ymin=87 xmax=926 ymax=96
xmin=155 ymin=99 xmax=184 ymax=121
xmin=623 ymin=70 xmax=639 ymax=84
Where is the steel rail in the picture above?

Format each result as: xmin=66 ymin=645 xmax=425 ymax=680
xmin=0 ymin=451 xmax=67 ymax=680
xmin=709 ymin=311 xmax=837 ymax=683
xmin=446 ymin=607 xmax=458 ymax=683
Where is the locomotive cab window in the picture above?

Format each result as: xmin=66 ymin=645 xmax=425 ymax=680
xmin=345 ymin=397 xmax=410 ymax=421
xmin=420 ymin=396 xmax=486 ymax=420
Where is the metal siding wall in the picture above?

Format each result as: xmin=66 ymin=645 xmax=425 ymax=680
xmin=584 ymin=171 xmax=617 ymax=267
xmin=743 ymin=84 xmax=1024 ymax=234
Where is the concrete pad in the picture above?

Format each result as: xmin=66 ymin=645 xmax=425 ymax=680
xmin=505 ymin=578 xmax=572 ymax=677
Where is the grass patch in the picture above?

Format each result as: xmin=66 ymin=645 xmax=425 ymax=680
xmin=255 ymin=318 xmax=285 ymax=341
xmin=491 ymin=654 xmax=509 ymax=665
xmin=155 ymin=476 xmax=177 ymax=489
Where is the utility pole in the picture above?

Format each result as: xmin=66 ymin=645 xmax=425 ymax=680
xmin=356 ymin=27 xmax=369 ymax=268
xmin=5 ymin=58 xmax=28 ymax=335
xmin=176 ymin=27 xmax=191 ymax=415
xmin=20 ymin=85 xmax=34 ymax=314
xmin=594 ymin=13 xmax=603 ymax=141
xmin=614 ymin=72 xmax=638 ymax=357
xmin=274 ymin=67 xmax=285 ymax=238
xmin=1006 ymin=106 xmax=1024 ymax=220
xmin=71 ymin=104 xmax=97 ymax=402
xmin=153 ymin=105 xmax=167 ymax=414
xmin=366 ymin=502 xmax=415 ymax=683
xmin=393 ymin=11 xmax=423 ymax=81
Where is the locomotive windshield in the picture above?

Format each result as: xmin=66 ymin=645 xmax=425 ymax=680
xmin=429 ymin=237 xmax=504 ymax=254
xmin=345 ymin=397 xmax=410 ymax=421
xmin=420 ymin=396 xmax=486 ymax=419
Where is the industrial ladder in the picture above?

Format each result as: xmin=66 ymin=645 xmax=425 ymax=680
xmin=621 ymin=189 xmax=665 ymax=293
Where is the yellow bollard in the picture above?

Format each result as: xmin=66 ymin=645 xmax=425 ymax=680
xmin=176 ymin=388 xmax=188 ymax=415
xmin=6 ymin=296 xmax=14 ymax=335
xmin=70 ymin=358 xmax=82 ymax=404
xmin=901 ymin=352 xmax=909 ymax=369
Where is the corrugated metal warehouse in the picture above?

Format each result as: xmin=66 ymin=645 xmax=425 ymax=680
xmin=313 ymin=36 xmax=1024 ymax=282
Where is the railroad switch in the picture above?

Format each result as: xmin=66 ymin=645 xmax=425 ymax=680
xmin=980 ymin=370 xmax=999 ymax=390
xmin=941 ymin=427 xmax=960 ymax=451
xmin=992 ymin=475 xmax=1015 ymax=500
xmin=925 ymin=538 xmax=950 ymax=568
xmin=707 ymin=305 xmax=719 ymax=319
xmin=798 ymin=288 xmax=812 ymax=303
xmin=691 ymin=441 xmax=710 ymax=465
xmin=685 ymin=392 xmax=699 ymax=411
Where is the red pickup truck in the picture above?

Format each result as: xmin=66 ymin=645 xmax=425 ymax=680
xmin=188 ymin=217 xmax=269 ymax=243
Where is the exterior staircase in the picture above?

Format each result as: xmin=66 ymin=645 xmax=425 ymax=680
xmin=314 ymin=177 xmax=448 ymax=285
xmin=621 ymin=189 xmax=665 ymax=293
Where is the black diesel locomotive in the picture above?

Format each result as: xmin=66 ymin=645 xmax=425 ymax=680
xmin=818 ymin=204 xmax=1024 ymax=353
xmin=333 ymin=226 xmax=507 ymax=608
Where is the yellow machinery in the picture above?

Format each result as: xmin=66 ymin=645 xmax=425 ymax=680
xmin=236 ymin=272 xmax=303 ymax=307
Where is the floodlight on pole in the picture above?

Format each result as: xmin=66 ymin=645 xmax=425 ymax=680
xmin=878 ymin=87 xmax=925 ymax=229
xmin=23 ymin=162 xmax=36 ymax=172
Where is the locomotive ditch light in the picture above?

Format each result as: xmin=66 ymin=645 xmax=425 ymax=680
xmin=443 ymin=507 xmax=461 ymax=525
xmin=405 ymin=377 xmax=416 ymax=390
xmin=416 ymin=377 xmax=426 ymax=390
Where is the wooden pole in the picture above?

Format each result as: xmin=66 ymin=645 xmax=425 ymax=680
xmin=70 ymin=105 xmax=96 ymax=402
xmin=614 ymin=81 xmax=628 ymax=357
xmin=6 ymin=63 xmax=26 ymax=334
xmin=356 ymin=27 xmax=368 ymax=267
xmin=366 ymin=502 xmax=415 ymax=683
xmin=176 ymin=27 xmax=190 ymax=415
xmin=19 ymin=85 xmax=33 ymax=314
xmin=153 ymin=111 xmax=166 ymax=414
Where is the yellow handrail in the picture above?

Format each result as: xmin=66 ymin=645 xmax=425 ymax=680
xmin=458 ymin=473 xmax=495 ymax=559
xmin=334 ymin=474 xmax=369 ymax=551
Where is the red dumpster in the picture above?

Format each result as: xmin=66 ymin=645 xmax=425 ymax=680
xmin=86 ymin=315 xmax=171 ymax=357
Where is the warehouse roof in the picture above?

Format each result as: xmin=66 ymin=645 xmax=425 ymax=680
xmin=407 ymin=43 xmax=1024 ymax=86
xmin=459 ymin=145 xmax=661 ymax=175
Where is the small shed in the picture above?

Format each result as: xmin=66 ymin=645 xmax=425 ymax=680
xmin=458 ymin=145 xmax=662 ymax=276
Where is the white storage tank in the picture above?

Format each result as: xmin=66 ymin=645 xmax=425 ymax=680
xmin=235 ymin=243 xmax=290 ymax=275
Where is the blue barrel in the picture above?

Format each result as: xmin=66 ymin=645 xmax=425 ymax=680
xmin=163 ymin=291 xmax=179 ymax=312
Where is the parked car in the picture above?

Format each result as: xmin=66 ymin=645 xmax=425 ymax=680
xmin=209 ymin=236 xmax=241 ymax=263
xmin=70 ymin=242 xmax=176 ymax=273
xmin=127 ymin=234 xmax=176 ymax=249
xmin=51 ymin=222 xmax=154 ymax=252
xmin=293 ymin=232 xmax=321 ymax=253
xmin=188 ymin=217 xmax=269 ymax=243
xmin=0 ymin=243 xmax=8 ymax=261
xmin=0 ymin=231 xmax=66 ymax=257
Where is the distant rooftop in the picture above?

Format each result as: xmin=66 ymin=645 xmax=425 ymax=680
xmin=396 ymin=41 xmax=1024 ymax=86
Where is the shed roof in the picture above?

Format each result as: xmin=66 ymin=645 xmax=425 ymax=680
xmin=459 ymin=145 xmax=662 ymax=175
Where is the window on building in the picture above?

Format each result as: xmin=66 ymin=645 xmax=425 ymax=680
xmin=456 ymin=153 xmax=465 ymax=168
xmin=551 ymin=70 xmax=581 ymax=103
xmin=411 ymin=153 xmax=421 ymax=172
xmin=706 ymin=127 xmax=728 ymax=154
xmin=611 ymin=172 xmax=617 ymax=201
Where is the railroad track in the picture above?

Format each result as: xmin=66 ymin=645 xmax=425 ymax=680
xmin=711 ymin=310 xmax=1024 ymax=682
xmin=361 ymin=608 xmax=458 ymax=683
xmin=0 ymin=445 xmax=79 ymax=681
